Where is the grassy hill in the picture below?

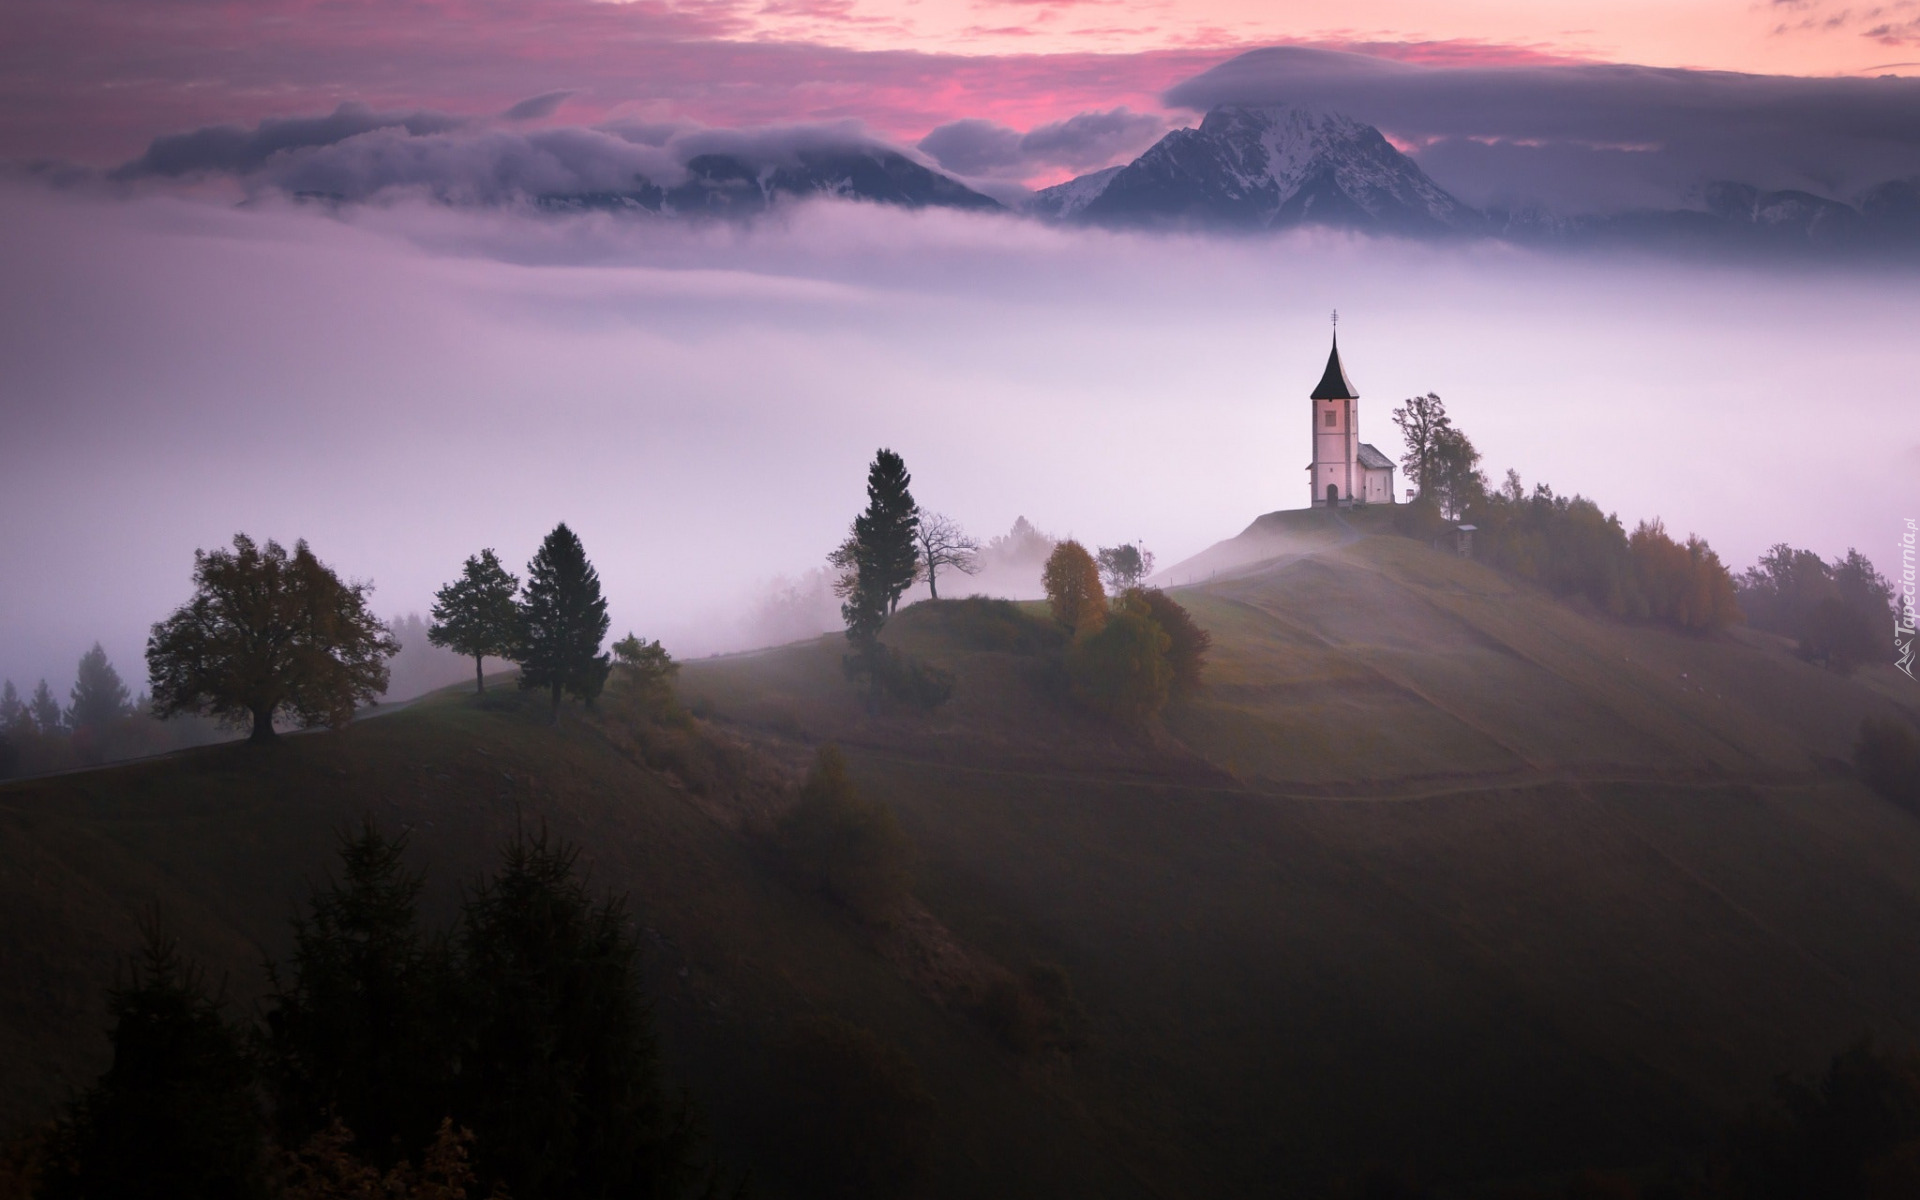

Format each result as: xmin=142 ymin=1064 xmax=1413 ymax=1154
xmin=5 ymin=507 xmax=1920 ymax=1195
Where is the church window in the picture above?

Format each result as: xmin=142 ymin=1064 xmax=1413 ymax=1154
xmin=1323 ymin=411 xmax=1336 ymax=427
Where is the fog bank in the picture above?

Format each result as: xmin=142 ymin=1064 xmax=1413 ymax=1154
xmin=2 ymin=184 xmax=1915 ymax=695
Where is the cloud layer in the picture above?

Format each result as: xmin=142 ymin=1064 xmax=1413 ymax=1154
xmin=1167 ymin=46 xmax=1920 ymax=209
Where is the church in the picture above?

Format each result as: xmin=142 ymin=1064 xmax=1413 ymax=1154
xmin=1306 ymin=328 xmax=1396 ymax=507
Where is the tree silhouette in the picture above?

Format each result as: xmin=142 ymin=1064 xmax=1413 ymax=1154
xmin=456 ymin=827 xmax=684 ymax=1199
xmin=68 ymin=643 xmax=133 ymax=737
xmin=28 ymin=679 xmax=64 ymax=734
xmin=1390 ymin=392 xmax=1452 ymax=501
xmin=428 ymin=549 xmax=520 ymax=695
xmin=516 ymin=523 xmax=610 ymax=723
xmin=915 ymin=512 xmax=979 ymax=601
xmin=146 ymin=535 xmax=398 ymax=743
xmin=45 ymin=920 xmax=266 ymax=1200
xmin=265 ymin=821 xmax=455 ymax=1168
xmin=1096 ymin=543 xmax=1155 ymax=594
xmin=851 ymin=449 xmax=920 ymax=616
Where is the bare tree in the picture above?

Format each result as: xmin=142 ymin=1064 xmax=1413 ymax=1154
xmin=916 ymin=513 xmax=980 ymax=601
xmin=1390 ymin=392 xmax=1452 ymax=501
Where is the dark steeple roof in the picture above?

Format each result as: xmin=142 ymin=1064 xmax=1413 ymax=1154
xmin=1310 ymin=334 xmax=1358 ymax=400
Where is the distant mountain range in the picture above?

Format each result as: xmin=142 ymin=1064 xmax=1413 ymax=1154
xmin=519 ymin=102 xmax=1919 ymax=251
xmin=537 ymin=146 xmax=1003 ymax=217
xmin=1030 ymin=104 xmax=1920 ymax=251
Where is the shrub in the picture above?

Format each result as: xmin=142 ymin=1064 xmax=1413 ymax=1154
xmin=1042 ymin=540 xmax=1107 ymax=633
xmin=1125 ymin=588 xmax=1212 ymax=695
xmin=1065 ymin=604 xmax=1173 ymax=727
xmin=777 ymin=746 xmax=914 ymax=921
xmin=767 ymin=1017 xmax=931 ymax=1200
xmin=924 ymin=597 xmax=1060 ymax=656
xmin=842 ymin=642 xmax=953 ymax=710
xmin=1856 ymin=718 xmax=1920 ymax=815
xmin=611 ymin=633 xmax=682 ymax=719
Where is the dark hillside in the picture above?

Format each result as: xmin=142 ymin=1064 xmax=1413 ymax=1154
xmin=6 ymin=509 xmax=1920 ymax=1194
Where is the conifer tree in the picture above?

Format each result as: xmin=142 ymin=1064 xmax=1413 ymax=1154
xmin=428 ymin=549 xmax=520 ymax=695
xmin=456 ymin=828 xmax=686 ymax=1199
xmin=68 ymin=643 xmax=134 ymax=735
xmin=45 ymin=921 xmax=266 ymax=1200
xmin=516 ymin=523 xmax=611 ymax=723
xmin=0 ymin=680 xmax=26 ymax=735
xmin=851 ymin=449 xmax=920 ymax=617
xmin=265 ymin=821 xmax=455 ymax=1168
xmin=28 ymin=679 xmax=64 ymax=734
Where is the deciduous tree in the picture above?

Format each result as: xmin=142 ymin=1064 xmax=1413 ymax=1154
xmin=1127 ymin=588 xmax=1212 ymax=695
xmin=1096 ymin=543 xmax=1156 ymax=594
xmin=146 ymin=535 xmax=398 ymax=743
xmin=1390 ymin=392 xmax=1452 ymax=501
xmin=516 ymin=523 xmax=611 ymax=723
xmin=1427 ymin=425 xmax=1485 ymax=521
xmin=429 ymin=549 xmax=520 ymax=695
xmin=1064 ymin=600 xmax=1173 ymax=728
xmin=1042 ymin=541 xmax=1107 ymax=634
xmin=915 ymin=512 xmax=979 ymax=601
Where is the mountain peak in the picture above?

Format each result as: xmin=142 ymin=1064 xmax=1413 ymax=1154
xmin=1065 ymin=103 xmax=1479 ymax=233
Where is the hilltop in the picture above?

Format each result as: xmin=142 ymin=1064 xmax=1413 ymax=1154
xmin=4 ymin=507 xmax=1919 ymax=1195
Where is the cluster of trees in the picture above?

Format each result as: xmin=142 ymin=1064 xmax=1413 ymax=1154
xmin=1737 ymin=545 xmax=1896 ymax=673
xmin=34 ymin=823 xmax=715 ymax=1200
xmin=0 ymin=647 xmax=226 ymax=780
xmin=137 ymin=524 xmax=627 ymax=745
xmin=1042 ymin=540 xmax=1211 ymax=727
xmin=1390 ymin=394 xmax=1742 ymax=635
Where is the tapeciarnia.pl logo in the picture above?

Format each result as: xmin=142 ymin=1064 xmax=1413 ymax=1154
xmin=1898 ymin=518 xmax=1916 ymax=680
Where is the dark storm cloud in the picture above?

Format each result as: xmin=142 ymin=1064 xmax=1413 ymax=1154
xmin=1164 ymin=46 xmax=1920 ymax=209
xmin=112 ymin=102 xmax=467 ymax=179
xmin=918 ymin=107 xmax=1164 ymax=178
xmin=502 ymin=91 xmax=575 ymax=122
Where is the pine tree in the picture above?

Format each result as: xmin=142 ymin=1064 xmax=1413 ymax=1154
xmin=45 ymin=921 xmax=267 ymax=1200
xmin=428 ymin=549 xmax=520 ymax=695
xmin=456 ymin=827 xmax=686 ymax=1199
xmin=0 ymin=680 xmax=26 ymax=735
xmin=265 ymin=821 xmax=455 ymax=1168
xmin=68 ymin=643 xmax=134 ymax=735
xmin=851 ymin=449 xmax=920 ymax=617
xmin=517 ymin=523 xmax=611 ymax=723
xmin=28 ymin=679 xmax=64 ymax=735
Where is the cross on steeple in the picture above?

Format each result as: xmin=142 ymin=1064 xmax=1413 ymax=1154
xmin=1332 ymin=308 xmax=1339 ymax=331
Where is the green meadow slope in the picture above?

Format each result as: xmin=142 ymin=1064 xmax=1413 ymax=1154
xmin=5 ymin=507 xmax=1920 ymax=1195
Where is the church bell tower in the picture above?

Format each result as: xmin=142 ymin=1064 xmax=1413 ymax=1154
xmin=1308 ymin=316 xmax=1359 ymax=508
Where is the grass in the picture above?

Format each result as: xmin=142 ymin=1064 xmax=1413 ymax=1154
xmin=7 ymin=512 xmax=1920 ymax=1195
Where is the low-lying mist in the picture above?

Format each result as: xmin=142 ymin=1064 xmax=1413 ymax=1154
xmin=2 ymin=182 xmax=1915 ymax=696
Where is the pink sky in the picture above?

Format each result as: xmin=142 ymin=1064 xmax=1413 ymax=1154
xmin=4 ymin=0 xmax=1916 ymax=165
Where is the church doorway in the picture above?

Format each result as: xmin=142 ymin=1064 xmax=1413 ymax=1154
xmin=1326 ymin=483 xmax=1339 ymax=506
